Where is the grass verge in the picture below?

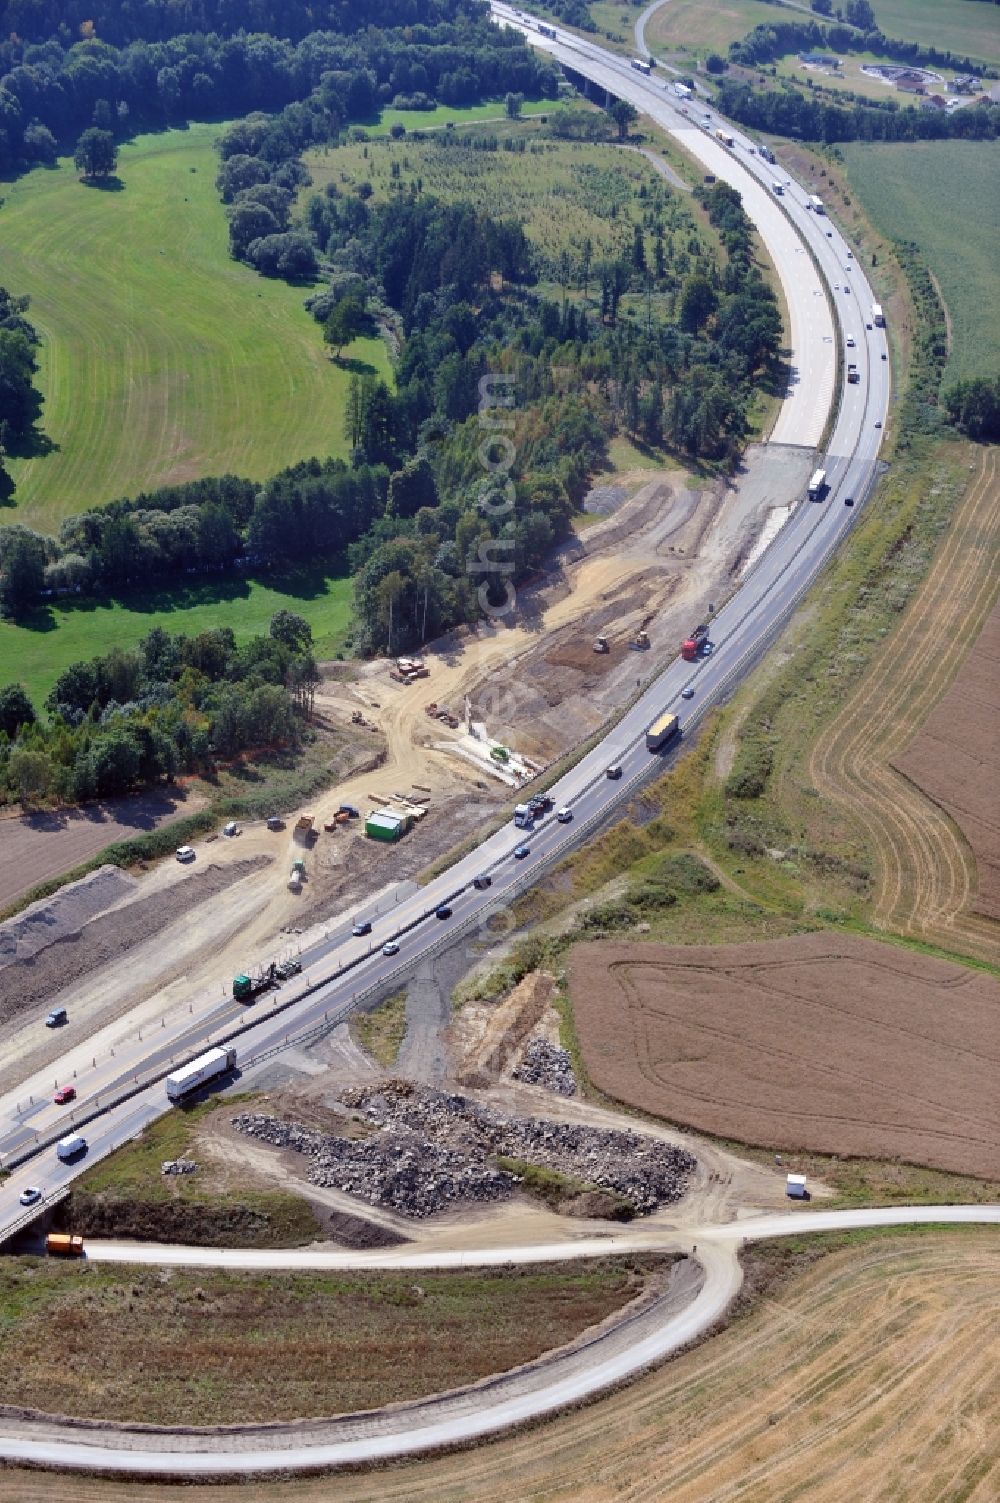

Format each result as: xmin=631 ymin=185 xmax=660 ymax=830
xmin=349 ymin=989 xmax=408 ymax=1067
xmin=0 ymin=1257 xmax=650 ymax=1425
xmin=58 ymin=1097 xmax=321 ymax=1249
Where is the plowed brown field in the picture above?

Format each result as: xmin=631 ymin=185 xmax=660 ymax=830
xmin=568 ymin=933 xmax=1000 ymax=1175
xmin=895 ymin=603 xmax=1000 ymax=922
xmin=3 ymin=1230 xmax=996 ymax=1503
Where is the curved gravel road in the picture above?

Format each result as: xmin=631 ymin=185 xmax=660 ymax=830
xmin=2 ymin=1206 xmax=996 ymax=1477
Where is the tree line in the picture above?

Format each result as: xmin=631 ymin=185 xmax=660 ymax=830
xmin=716 ymin=77 xmax=1000 ymax=144
xmin=0 ymin=286 xmax=44 ymax=501
xmin=730 ymin=10 xmax=997 ymax=78
xmin=0 ymin=610 xmax=318 ymax=807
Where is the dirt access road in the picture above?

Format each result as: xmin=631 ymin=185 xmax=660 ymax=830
xmin=810 ymin=443 xmax=1000 ymax=962
xmin=1 ymin=1208 xmax=995 ymax=1479
xmin=2 ymin=1230 xmax=994 ymax=1502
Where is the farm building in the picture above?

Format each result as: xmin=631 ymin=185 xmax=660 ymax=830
xmin=786 ymin=1173 xmax=808 ymax=1199
xmin=365 ymin=808 xmax=411 ymax=843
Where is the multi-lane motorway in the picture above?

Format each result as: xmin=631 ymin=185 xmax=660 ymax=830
xmin=0 ymin=13 xmax=889 ymax=1244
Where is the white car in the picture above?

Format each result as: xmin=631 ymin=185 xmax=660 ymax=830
xmin=175 ymin=846 xmax=195 ymax=862
xmin=19 ymin=1187 xmax=42 ymax=1206
xmin=382 ymin=940 xmax=400 ymax=956
xmin=846 ymin=336 xmax=856 ymax=348
xmin=556 ymin=807 xmax=573 ymax=823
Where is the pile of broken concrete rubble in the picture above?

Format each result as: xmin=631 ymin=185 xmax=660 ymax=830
xmin=232 ymin=1080 xmax=694 ymax=1219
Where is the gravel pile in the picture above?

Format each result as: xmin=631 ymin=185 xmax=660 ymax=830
xmin=513 ymin=1039 xmax=577 ymax=1096
xmin=233 ymin=1082 xmax=695 ymax=1218
xmin=0 ymin=865 xmax=136 ymax=970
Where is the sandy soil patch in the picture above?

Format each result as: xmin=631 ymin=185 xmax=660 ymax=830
xmin=569 ymin=932 xmax=1000 ymax=1176
xmin=894 ymin=602 xmax=1000 ymax=922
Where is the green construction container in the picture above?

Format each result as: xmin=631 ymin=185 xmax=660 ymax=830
xmin=365 ymin=810 xmax=405 ymax=842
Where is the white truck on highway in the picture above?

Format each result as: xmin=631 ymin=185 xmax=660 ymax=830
xmin=808 ymin=194 xmax=825 ymax=214
xmin=872 ymin=301 xmax=885 ymax=327
xmin=165 ymin=1046 xmax=237 ymax=1102
xmin=808 ymin=468 xmax=827 ymax=499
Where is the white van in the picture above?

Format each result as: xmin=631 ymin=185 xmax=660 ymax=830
xmin=56 ymin=1134 xmax=87 ymax=1161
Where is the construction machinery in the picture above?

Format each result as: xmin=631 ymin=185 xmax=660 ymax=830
xmin=630 ymin=630 xmax=650 ymax=650
xmin=593 ymin=635 xmax=609 ymax=654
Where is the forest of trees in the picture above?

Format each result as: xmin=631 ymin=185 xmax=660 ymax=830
xmin=0 ymin=1 xmax=556 ymax=175
xmin=0 ymin=611 xmax=318 ymax=807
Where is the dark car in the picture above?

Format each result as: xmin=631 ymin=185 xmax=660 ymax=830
xmin=53 ymin=1086 xmax=76 ymax=1106
xmin=844 ymin=497 xmax=855 ymax=507
xmin=435 ymin=904 xmax=452 ymax=920
xmin=473 ymin=874 xmax=492 ymax=890
xmin=351 ymin=920 xmax=372 ymax=937
xmin=513 ymin=844 xmax=530 ymax=859
xmin=681 ymin=686 xmax=695 ymax=699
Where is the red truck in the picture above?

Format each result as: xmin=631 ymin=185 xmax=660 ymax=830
xmin=681 ymin=624 xmax=711 ymax=661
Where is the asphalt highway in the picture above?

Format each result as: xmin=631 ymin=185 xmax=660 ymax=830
xmin=1 ymin=1206 xmax=995 ymax=1476
xmin=0 ymin=14 xmax=889 ymax=1243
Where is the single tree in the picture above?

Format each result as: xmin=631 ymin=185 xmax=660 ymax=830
xmin=269 ymin=609 xmax=313 ymax=653
xmin=74 ymin=127 xmax=117 ymax=181
xmin=323 ymin=297 xmax=366 ymax=360
xmin=0 ymin=682 xmax=35 ymax=738
xmin=607 ymin=99 xmax=638 ymax=140
xmin=505 ymin=91 xmax=524 ymax=119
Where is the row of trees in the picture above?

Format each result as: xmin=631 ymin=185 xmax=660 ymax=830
xmin=716 ymin=78 xmax=1000 ymax=144
xmin=0 ymin=460 xmax=390 ymax=616
xmin=0 ymin=611 xmax=318 ymax=807
xmin=732 ymin=9 xmax=996 ymax=77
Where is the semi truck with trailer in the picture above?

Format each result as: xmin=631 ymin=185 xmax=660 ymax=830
xmin=872 ymin=302 xmax=885 ymax=327
xmin=808 ymin=194 xmax=825 ymax=213
xmin=808 ymin=468 xmax=827 ymax=499
xmin=681 ymin=624 xmax=711 ymax=661
xmin=714 ymin=128 xmax=734 ymax=147
xmin=646 ymin=712 xmax=679 ymax=753
xmin=630 ymin=58 xmax=651 ymax=74
xmin=166 ymin=1046 xmax=237 ymax=1103
xmin=537 ymin=21 xmax=556 ymax=38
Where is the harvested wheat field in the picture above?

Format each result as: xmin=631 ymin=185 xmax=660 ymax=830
xmin=568 ymin=932 xmax=1000 ymax=1175
xmin=3 ymin=1230 xmax=996 ymax=1503
xmin=895 ymin=603 xmax=1000 ymax=923
xmin=810 ymin=442 xmax=999 ymax=959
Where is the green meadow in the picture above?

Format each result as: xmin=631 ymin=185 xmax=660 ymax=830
xmin=0 ymin=123 xmax=389 ymax=534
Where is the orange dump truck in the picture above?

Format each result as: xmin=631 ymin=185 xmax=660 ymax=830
xmin=46 ymin=1233 xmax=84 ymax=1257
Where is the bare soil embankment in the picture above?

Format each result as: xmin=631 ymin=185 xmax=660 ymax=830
xmin=569 ymin=932 xmax=1000 ymax=1176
